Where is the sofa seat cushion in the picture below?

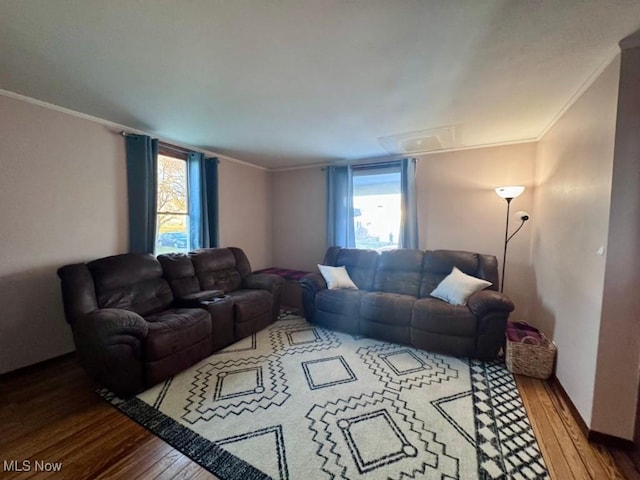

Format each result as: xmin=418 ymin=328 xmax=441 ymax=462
xmin=145 ymin=308 xmax=211 ymax=360
xmin=227 ymin=290 xmax=272 ymax=323
xmin=411 ymin=298 xmax=476 ymax=337
xmin=316 ymin=289 xmax=367 ymax=316
xmin=360 ymin=292 xmax=416 ymax=326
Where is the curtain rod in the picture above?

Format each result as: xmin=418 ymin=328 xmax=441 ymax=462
xmin=320 ymin=157 xmax=410 ymax=171
xmin=121 ymin=131 xmax=211 ymax=158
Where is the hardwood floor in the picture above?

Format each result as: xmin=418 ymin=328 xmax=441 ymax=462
xmin=1 ymin=355 xmax=638 ymax=479
xmin=0 ymin=355 xmax=216 ymax=480
xmin=515 ymin=375 xmax=640 ymax=479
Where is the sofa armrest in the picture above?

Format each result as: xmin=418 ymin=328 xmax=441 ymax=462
xmin=174 ymin=290 xmax=224 ymax=308
xmin=468 ymin=291 xmax=514 ymax=359
xmin=467 ymin=290 xmax=514 ymax=318
xmin=244 ymin=273 xmax=285 ymax=321
xmin=300 ymin=272 xmax=327 ymax=293
xmin=244 ymin=273 xmax=285 ymax=293
xmin=73 ymin=308 xmax=149 ymax=341
xmin=300 ymin=272 xmax=327 ymax=321
xmin=72 ymin=308 xmax=149 ymax=397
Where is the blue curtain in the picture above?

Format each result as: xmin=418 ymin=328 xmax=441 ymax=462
xmin=203 ymin=157 xmax=219 ymax=248
xmin=187 ymin=152 xmax=205 ymax=249
xmin=326 ymin=165 xmax=355 ymax=248
xmin=125 ymin=134 xmax=158 ymax=254
xmin=187 ymin=153 xmax=219 ymax=249
xmin=399 ymin=157 xmax=419 ymax=249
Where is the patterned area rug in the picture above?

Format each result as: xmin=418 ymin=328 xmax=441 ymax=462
xmin=100 ymin=313 xmax=549 ymax=479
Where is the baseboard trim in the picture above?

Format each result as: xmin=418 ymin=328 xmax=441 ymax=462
xmin=550 ymin=375 xmax=635 ymax=450
xmin=588 ymin=430 xmax=635 ymax=450
xmin=0 ymin=351 xmax=76 ymax=380
xmin=549 ymin=375 xmax=590 ymax=438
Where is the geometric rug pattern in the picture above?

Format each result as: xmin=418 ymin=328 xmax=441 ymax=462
xmin=100 ymin=313 xmax=549 ymax=479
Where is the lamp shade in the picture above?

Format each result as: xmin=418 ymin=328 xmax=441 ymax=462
xmin=495 ymin=185 xmax=525 ymax=199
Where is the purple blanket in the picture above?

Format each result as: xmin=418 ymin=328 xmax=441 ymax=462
xmin=254 ymin=267 xmax=310 ymax=281
xmin=506 ymin=321 xmax=542 ymax=343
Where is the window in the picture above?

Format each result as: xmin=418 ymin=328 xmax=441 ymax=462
xmin=352 ymin=164 xmax=401 ymax=250
xmin=327 ymin=158 xmax=416 ymax=250
xmin=125 ymin=133 xmax=218 ymax=255
xmin=156 ymin=148 xmax=190 ymax=254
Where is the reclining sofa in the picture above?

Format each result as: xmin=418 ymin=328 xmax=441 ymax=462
xmin=301 ymin=247 xmax=514 ymax=359
xmin=57 ymin=247 xmax=283 ymax=397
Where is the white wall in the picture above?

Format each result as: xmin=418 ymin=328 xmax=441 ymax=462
xmin=218 ymin=159 xmax=272 ymax=270
xmin=0 ymin=95 xmax=128 ymax=373
xmin=0 ymin=94 xmax=272 ymax=373
xmin=271 ymin=167 xmax=327 ymax=272
xmin=532 ymin=56 xmax=620 ymax=430
xmin=591 ymin=40 xmax=640 ymax=439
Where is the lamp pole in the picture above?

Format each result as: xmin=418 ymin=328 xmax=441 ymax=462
xmin=500 ymin=197 xmax=512 ymax=293
xmin=495 ymin=185 xmax=527 ymax=294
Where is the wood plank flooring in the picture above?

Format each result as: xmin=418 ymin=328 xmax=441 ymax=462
xmin=1 ymin=354 xmax=638 ymax=479
xmin=0 ymin=355 xmax=217 ymax=480
xmin=515 ymin=375 xmax=639 ymax=479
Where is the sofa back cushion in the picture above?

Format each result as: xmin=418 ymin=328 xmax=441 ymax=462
xmin=420 ymin=250 xmax=498 ymax=297
xmin=191 ymin=248 xmax=243 ymax=293
xmin=88 ymin=254 xmax=173 ymax=316
xmin=373 ymin=249 xmax=423 ymax=296
xmin=229 ymin=247 xmax=253 ymax=278
xmin=476 ymin=254 xmax=499 ymax=291
xmin=323 ymin=248 xmax=379 ymax=291
xmin=57 ymin=263 xmax=100 ymax=322
xmin=157 ymin=253 xmax=201 ymax=298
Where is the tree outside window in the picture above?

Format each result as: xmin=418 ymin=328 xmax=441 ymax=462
xmin=156 ymin=153 xmax=189 ymax=253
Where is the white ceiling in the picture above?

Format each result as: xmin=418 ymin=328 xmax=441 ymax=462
xmin=2 ymin=1 xmax=640 ymax=169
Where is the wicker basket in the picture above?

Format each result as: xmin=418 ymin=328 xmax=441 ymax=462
xmin=505 ymin=333 xmax=556 ymax=380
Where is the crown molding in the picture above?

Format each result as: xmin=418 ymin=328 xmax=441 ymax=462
xmin=2 ymin=37 xmax=623 ymax=175
xmin=0 ymin=89 xmax=267 ymax=171
xmin=536 ymin=45 xmax=621 ymax=142
xmin=269 ymin=138 xmax=537 ymax=172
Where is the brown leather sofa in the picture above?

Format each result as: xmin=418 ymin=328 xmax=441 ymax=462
xmin=158 ymin=248 xmax=282 ymax=349
xmin=301 ymin=247 xmax=514 ymax=359
xmin=57 ymin=247 xmax=283 ymax=397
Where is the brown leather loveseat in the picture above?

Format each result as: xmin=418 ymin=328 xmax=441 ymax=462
xmin=301 ymin=247 xmax=514 ymax=359
xmin=57 ymin=247 xmax=283 ymax=397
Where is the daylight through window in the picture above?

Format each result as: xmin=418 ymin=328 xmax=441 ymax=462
xmin=156 ymin=152 xmax=189 ymax=254
xmin=352 ymin=164 xmax=401 ymax=250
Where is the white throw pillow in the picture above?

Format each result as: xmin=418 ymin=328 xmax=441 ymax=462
xmin=317 ymin=264 xmax=358 ymax=290
xmin=430 ymin=266 xmax=491 ymax=306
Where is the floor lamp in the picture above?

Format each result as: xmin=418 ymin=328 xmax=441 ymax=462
xmin=495 ymin=186 xmax=529 ymax=293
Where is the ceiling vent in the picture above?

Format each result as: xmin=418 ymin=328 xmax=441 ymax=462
xmin=379 ymin=126 xmax=457 ymax=155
